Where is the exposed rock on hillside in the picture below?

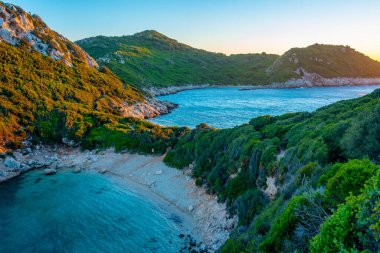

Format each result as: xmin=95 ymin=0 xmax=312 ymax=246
xmin=267 ymin=44 xmax=380 ymax=82
xmin=0 ymin=3 xmax=98 ymax=68
xmin=123 ymin=98 xmax=178 ymax=119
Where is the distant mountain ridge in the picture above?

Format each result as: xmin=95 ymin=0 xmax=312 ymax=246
xmin=77 ymin=30 xmax=380 ymax=88
xmin=77 ymin=30 xmax=279 ymax=87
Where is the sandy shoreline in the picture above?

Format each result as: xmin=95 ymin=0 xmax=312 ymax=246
xmin=0 ymin=146 xmax=236 ymax=252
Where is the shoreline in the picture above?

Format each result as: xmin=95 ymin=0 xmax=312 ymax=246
xmin=0 ymin=146 xmax=236 ymax=252
xmin=144 ymin=78 xmax=380 ymax=97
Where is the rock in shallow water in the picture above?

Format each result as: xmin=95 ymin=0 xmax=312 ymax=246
xmin=44 ymin=168 xmax=56 ymax=175
xmin=98 ymin=168 xmax=107 ymax=174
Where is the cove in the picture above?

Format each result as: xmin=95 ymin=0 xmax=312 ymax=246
xmin=0 ymin=170 xmax=185 ymax=253
xmin=150 ymin=85 xmax=380 ymax=128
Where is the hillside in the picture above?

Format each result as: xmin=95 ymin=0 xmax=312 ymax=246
xmin=76 ymin=30 xmax=278 ymax=87
xmin=77 ymin=31 xmax=380 ymax=88
xmin=0 ymin=2 xmax=97 ymax=68
xmin=164 ymin=88 xmax=380 ymax=252
xmin=0 ymin=4 xmax=182 ymax=153
xmin=0 ymin=2 xmax=379 ymax=252
xmin=268 ymin=43 xmax=380 ymax=82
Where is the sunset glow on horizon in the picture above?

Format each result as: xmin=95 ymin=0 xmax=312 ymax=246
xmin=8 ymin=0 xmax=380 ymax=60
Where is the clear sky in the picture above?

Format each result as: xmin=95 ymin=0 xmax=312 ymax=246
xmin=8 ymin=0 xmax=380 ymax=60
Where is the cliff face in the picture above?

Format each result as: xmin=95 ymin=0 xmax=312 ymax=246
xmin=0 ymin=3 xmax=98 ymax=68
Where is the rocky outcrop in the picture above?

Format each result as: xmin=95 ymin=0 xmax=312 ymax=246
xmin=0 ymin=3 xmax=98 ymax=68
xmin=0 ymin=143 xmax=57 ymax=183
xmin=121 ymin=98 xmax=178 ymax=119
xmin=144 ymin=84 xmax=211 ymax=96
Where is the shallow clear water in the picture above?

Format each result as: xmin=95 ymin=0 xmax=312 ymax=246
xmin=150 ymin=85 xmax=380 ymax=128
xmin=0 ymin=170 xmax=184 ymax=253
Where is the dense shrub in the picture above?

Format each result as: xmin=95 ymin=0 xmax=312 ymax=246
xmin=311 ymin=171 xmax=380 ymax=252
xmin=322 ymin=159 xmax=380 ymax=207
xmin=164 ymin=89 xmax=380 ymax=252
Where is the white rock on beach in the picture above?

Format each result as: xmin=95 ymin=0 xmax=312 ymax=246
xmin=4 ymin=157 xmax=21 ymax=169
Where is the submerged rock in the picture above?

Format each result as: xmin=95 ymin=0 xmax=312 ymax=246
xmin=98 ymin=168 xmax=107 ymax=174
xmin=44 ymin=168 xmax=56 ymax=175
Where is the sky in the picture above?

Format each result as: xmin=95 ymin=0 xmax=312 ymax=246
xmin=8 ymin=0 xmax=380 ymax=60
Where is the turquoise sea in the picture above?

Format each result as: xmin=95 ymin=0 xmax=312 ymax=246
xmin=0 ymin=170 xmax=185 ymax=253
xmin=150 ymin=86 xmax=380 ymax=128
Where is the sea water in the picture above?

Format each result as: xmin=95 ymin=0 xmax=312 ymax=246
xmin=150 ymin=85 xmax=380 ymax=128
xmin=0 ymin=170 xmax=184 ymax=253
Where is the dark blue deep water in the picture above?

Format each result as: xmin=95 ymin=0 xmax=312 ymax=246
xmin=150 ymin=86 xmax=380 ymax=128
xmin=0 ymin=170 xmax=184 ymax=253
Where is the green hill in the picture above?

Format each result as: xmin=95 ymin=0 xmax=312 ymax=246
xmin=0 ymin=4 xmax=183 ymax=153
xmin=76 ymin=30 xmax=278 ymax=87
xmin=268 ymin=43 xmax=380 ymax=82
xmin=164 ymin=88 xmax=380 ymax=252
xmin=77 ymin=31 xmax=380 ymax=88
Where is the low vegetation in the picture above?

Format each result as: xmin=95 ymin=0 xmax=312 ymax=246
xmin=164 ymin=89 xmax=380 ymax=252
xmin=0 ymin=42 xmax=186 ymax=154
xmin=77 ymin=31 xmax=380 ymax=88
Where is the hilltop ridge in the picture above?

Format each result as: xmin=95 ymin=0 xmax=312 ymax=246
xmin=77 ymin=32 xmax=380 ymax=88
xmin=268 ymin=43 xmax=380 ymax=82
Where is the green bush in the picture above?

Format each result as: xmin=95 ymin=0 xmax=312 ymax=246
xmin=323 ymin=159 xmax=380 ymax=207
xmin=311 ymin=171 xmax=380 ymax=252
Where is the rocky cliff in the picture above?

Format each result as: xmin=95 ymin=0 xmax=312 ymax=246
xmin=0 ymin=2 xmax=98 ymax=68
